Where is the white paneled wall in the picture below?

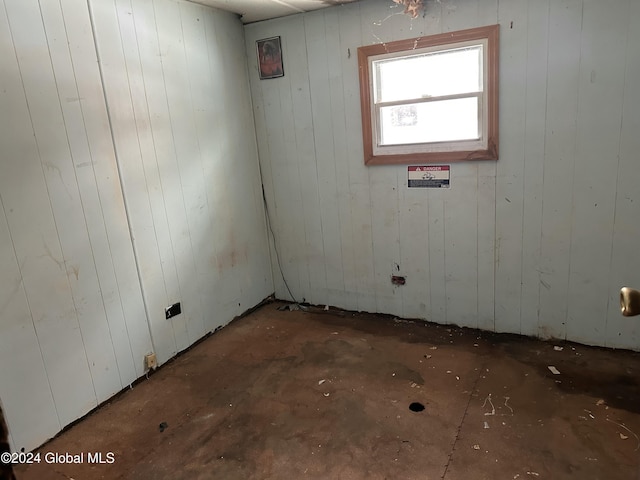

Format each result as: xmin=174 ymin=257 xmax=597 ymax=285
xmin=245 ymin=0 xmax=640 ymax=349
xmin=90 ymin=0 xmax=272 ymax=363
xmin=0 ymin=0 xmax=271 ymax=452
xmin=0 ymin=0 xmax=153 ymax=450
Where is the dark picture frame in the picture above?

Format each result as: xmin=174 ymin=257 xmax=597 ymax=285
xmin=257 ymin=36 xmax=284 ymax=80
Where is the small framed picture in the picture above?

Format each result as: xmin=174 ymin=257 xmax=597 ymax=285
xmin=256 ymin=36 xmax=284 ymax=80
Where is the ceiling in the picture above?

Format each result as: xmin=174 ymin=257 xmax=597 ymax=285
xmin=188 ymin=0 xmax=361 ymax=24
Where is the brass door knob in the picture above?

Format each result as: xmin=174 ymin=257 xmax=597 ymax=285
xmin=620 ymin=287 xmax=640 ymax=316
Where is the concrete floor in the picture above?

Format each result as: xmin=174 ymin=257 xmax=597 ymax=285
xmin=15 ymin=301 xmax=640 ymax=479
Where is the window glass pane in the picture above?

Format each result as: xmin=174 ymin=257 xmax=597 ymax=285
xmin=379 ymin=97 xmax=479 ymax=146
xmin=374 ymin=45 xmax=482 ymax=103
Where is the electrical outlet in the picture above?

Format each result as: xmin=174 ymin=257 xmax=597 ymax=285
xmin=165 ymin=302 xmax=181 ymax=319
xmin=145 ymin=353 xmax=157 ymax=371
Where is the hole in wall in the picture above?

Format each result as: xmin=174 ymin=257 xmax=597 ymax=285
xmin=409 ymin=402 xmax=425 ymax=412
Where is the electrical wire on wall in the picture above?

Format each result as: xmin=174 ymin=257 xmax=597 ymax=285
xmin=257 ymin=166 xmax=304 ymax=310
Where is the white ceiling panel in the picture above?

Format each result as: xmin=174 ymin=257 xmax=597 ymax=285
xmin=188 ymin=0 xmax=362 ymax=24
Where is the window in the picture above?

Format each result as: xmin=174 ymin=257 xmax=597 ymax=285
xmin=358 ymin=25 xmax=499 ymax=165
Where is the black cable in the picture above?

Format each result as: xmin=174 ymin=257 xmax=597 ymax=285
xmin=260 ymin=182 xmax=298 ymax=305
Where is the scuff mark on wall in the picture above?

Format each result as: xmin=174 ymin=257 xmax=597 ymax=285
xmin=40 ymin=239 xmax=66 ymax=270
xmin=216 ymin=231 xmax=249 ymax=271
xmin=68 ymin=265 xmax=80 ymax=281
xmin=43 ymin=161 xmax=72 ymax=199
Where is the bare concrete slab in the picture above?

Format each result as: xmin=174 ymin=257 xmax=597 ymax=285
xmin=15 ymin=302 xmax=640 ymax=479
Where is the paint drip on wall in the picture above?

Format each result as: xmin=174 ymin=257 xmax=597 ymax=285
xmin=392 ymin=0 xmax=424 ymax=18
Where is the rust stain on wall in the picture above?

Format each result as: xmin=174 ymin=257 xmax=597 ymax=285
xmin=215 ymin=231 xmax=249 ymax=271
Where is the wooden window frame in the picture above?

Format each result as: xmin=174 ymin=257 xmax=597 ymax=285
xmin=358 ymin=25 xmax=499 ymax=166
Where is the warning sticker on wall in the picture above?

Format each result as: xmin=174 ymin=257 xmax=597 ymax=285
xmin=408 ymin=165 xmax=450 ymax=188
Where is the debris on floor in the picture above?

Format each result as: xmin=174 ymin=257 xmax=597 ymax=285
xmin=158 ymin=422 xmax=168 ymax=433
xmin=277 ymin=303 xmax=300 ymax=311
xmin=504 ymin=397 xmax=514 ymax=415
xmin=605 ymin=418 xmax=640 ymax=451
xmin=483 ymin=394 xmax=496 ymax=416
xmin=15 ymin=302 xmax=640 ymax=480
xmin=547 ymin=366 xmax=561 ymax=375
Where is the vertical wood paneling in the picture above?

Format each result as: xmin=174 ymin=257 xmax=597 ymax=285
xmin=605 ymin=0 xmax=640 ymax=350
xmin=3 ymin=0 xmax=97 ymax=427
xmin=41 ymin=0 xmax=124 ymax=404
xmin=1 ymin=0 xmax=155 ymax=451
xmin=360 ymin=5 xmax=403 ymax=317
xmin=398 ymin=184 xmax=430 ymax=321
xmin=91 ymin=0 xmax=180 ymax=360
xmin=474 ymin=0 xmax=498 ymax=332
xmin=538 ymin=0 xmax=583 ymax=340
xmin=92 ymin=0 xmax=272 ymax=365
xmin=217 ymin=13 xmax=273 ymax=313
xmin=311 ymin=9 xmax=348 ymax=309
xmin=1 ymin=0 xmax=270 ymax=452
xmin=444 ymin=169 xmax=478 ymax=328
xmin=369 ymin=165 xmax=402 ymax=316
xmin=494 ymin=0 xmax=527 ymax=333
xmin=395 ymin=1 xmax=443 ymax=322
xmin=519 ymin=0 xmax=549 ymax=337
xmin=427 ymin=191 xmax=446 ymax=324
xmin=262 ymin=20 xmax=304 ymax=301
xmin=245 ymin=25 xmax=283 ymax=299
xmin=179 ymin=1 xmax=221 ymax=333
xmin=305 ymin=13 xmax=335 ymax=304
xmin=247 ymin=0 xmax=640 ymax=350
xmin=0 ymin=193 xmax=59 ymax=450
xmin=291 ymin=14 xmax=328 ymax=306
xmin=153 ymin=0 xmax=206 ymax=350
xmin=126 ymin=0 xmax=184 ymax=352
xmin=185 ymin=3 xmax=229 ymax=327
xmin=249 ymin=16 xmax=322 ymax=305
xmin=279 ymin=23 xmax=309 ymax=302
xmin=61 ymin=0 xmax=151 ymax=385
xmin=338 ymin=5 xmax=376 ymax=313
xmin=477 ymin=171 xmax=496 ymax=331
xmin=565 ymin=0 xmax=628 ymax=344
xmin=292 ymin=17 xmax=327 ymax=305
xmin=326 ymin=7 xmax=357 ymax=312
xmin=245 ymin=18 xmax=286 ymax=307
xmin=440 ymin=1 xmax=484 ymax=329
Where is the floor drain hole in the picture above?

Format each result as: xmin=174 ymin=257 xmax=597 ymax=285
xmin=409 ymin=402 xmax=425 ymax=412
